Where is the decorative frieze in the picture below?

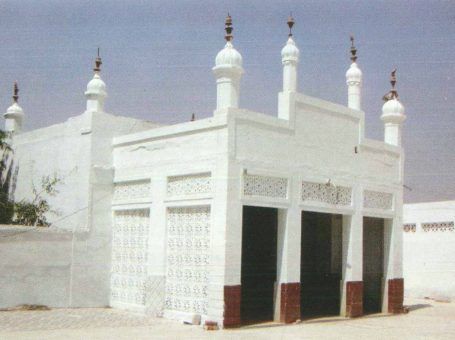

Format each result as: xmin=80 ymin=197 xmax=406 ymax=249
xmin=363 ymin=190 xmax=393 ymax=210
xmin=301 ymin=181 xmax=352 ymax=206
xmin=403 ymin=223 xmax=416 ymax=233
xmin=422 ymin=221 xmax=454 ymax=232
xmin=167 ymin=173 xmax=212 ymax=196
xmin=113 ymin=180 xmax=151 ymax=202
xmin=243 ymin=174 xmax=288 ymax=199
xmin=165 ymin=206 xmax=211 ymax=315
xmin=111 ymin=209 xmax=150 ymax=307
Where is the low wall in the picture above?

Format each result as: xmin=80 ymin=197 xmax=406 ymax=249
xmin=0 ymin=223 xmax=112 ymax=308
xmin=403 ymin=201 xmax=455 ymax=301
xmin=0 ymin=225 xmax=73 ymax=308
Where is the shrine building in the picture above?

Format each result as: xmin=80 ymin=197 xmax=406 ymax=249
xmin=1 ymin=15 xmax=406 ymax=327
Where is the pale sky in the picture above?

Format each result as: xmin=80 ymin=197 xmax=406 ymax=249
xmin=0 ymin=0 xmax=453 ymax=203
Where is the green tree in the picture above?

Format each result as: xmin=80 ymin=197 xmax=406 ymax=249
xmin=14 ymin=174 xmax=63 ymax=227
xmin=0 ymin=130 xmax=14 ymax=224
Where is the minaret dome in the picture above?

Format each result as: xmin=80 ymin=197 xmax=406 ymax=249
xmin=85 ymin=49 xmax=107 ymax=113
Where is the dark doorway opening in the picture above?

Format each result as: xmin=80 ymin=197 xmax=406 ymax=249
xmin=301 ymin=211 xmax=342 ymax=318
xmin=241 ymin=206 xmax=278 ymax=324
xmin=363 ymin=217 xmax=385 ymax=314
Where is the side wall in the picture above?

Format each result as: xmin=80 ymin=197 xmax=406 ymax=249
xmin=112 ymin=116 xmax=229 ymax=323
xmin=2 ymin=111 xmax=160 ymax=308
xmin=403 ymin=201 xmax=455 ymax=301
xmin=224 ymin=96 xmax=404 ymax=321
xmin=0 ymin=226 xmax=73 ymax=308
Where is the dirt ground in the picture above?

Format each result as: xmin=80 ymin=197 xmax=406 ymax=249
xmin=0 ymin=298 xmax=454 ymax=339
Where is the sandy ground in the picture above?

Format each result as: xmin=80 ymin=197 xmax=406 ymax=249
xmin=0 ymin=298 xmax=454 ymax=340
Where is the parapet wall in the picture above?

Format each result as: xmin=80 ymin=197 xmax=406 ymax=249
xmin=0 ymin=224 xmax=111 ymax=309
xmin=403 ymin=201 xmax=455 ymax=301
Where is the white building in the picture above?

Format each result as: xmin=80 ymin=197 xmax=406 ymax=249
xmin=1 ymin=16 xmax=407 ymax=327
xmin=403 ymin=201 xmax=455 ymax=302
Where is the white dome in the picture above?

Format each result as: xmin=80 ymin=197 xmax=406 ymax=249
xmin=346 ymin=62 xmax=362 ymax=83
xmin=86 ymin=73 xmax=106 ymax=96
xmin=381 ymin=98 xmax=406 ymax=124
xmin=5 ymin=102 xmax=24 ymax=116
xmin=215 ymin=41 xmax=243 ymax=68
xmin=382 ymin=98 xmax=404 ymax=116
xmin=281 ymin=37 xmax=299 ymax=62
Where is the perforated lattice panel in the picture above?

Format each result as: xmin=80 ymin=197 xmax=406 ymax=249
xmin=113 ymin=181 xmax=151 ymax=201
xmin=165 ymin=206 xmax=211 ymax=315
xmin=422 ymin=221 xmax=454 ymax=232
xmin=167 ymin=174 xmax=212 ymax=196
xmin=363 ymin=190 xmax=393 ymax=210
xmin=301 ymin=181 xmax=352 ymax=206
xmin=111 ymin=209 xmax=150 ymax=308
xmin=243 ymin=174 xmax=288 ymax=199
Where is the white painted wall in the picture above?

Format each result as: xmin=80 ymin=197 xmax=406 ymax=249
xmin=12 ymin=111 xmax=159 ymax=231
xmin=0 ymin=226 xmax=72 ymax=308
xmin=1 ymin=110 xmax=160 ymax=309
xmin=111 ymin=89 xmax=404 ymax=323
xmin=112 ymin=114 xmax=229 ymax=323
xmin=403 ymin=201 xmax=455 ymax=301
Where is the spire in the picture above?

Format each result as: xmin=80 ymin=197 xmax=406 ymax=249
xmin=93 ymin=48 xmax=102 ymax=73
xmin=389 ymin=69 xmax=398 ymax=99
xmin=381 ymin=68 xmax=405 ymax=146
xmin=213 ymin=14 xmax=244 ymax=112
xmin=383 ymin=69 xmax=399 ymax=101
xmin=350 ymin=35 xmax=357 ymax=63
xmin=279 ymin=15 xmax=300 ymax=119
xmin=85 ymin=49 xmax=107 ymax=113
xmin=224 ymin=13 xmax=233 ymax=42
xmin=12 ymin=82 xmax=19 ymax=103
xmin=4 ymin=81 xmax=24 ymax=134
xmin=287 ymin=14 xmax=295 ymax=37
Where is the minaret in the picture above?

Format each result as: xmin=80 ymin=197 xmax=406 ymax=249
xmin=381 ymin=69 xmax=406 ymax=146
xmin=213 ymin=14 xmax=244 ymax=112
xmin=85 ymin=49 xmax=107 ymax=113
xmin=345 ymin=36 xmax=362 ymax=111
xmin=4 ymin=82 xmax=24 ymax=133
xmin=281 ymin=15 xmax=300 ymax=93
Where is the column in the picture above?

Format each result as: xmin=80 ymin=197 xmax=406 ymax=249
xmin=341 ymin=186 xmax=363 ymax=317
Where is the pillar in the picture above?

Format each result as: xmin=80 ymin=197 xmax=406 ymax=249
xmin=275 ymin=206 xmax=301 ymax=323
xmin=341 ymin=187 xmax=364 ymax=317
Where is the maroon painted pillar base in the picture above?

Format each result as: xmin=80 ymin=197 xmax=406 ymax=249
xmin=280 ymin=282 xmax=301 ymax=323
xmin=346 ymin=281 xmax=363 ymax=317
xmin=388 ymin=278 xmax=404 ymax=313
xmin=223 ymin=285 xmax=241 ymax=328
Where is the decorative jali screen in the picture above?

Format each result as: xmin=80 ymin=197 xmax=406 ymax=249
xmin=110 ymin=209 xmax=150 ymax=309
xmin=165 ymin=206 xmax=211 ymax=315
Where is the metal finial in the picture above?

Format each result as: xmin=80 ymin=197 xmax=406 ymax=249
xmin=12 ymin=82 xmax=19 ymax=103
xmin=350 ymin=35 xmax=357 ymax=63
xmin=287 ymin=14 xmax=295 ymax=37
xmin=190 ymin=113 xmax=195 ymax=121
xmin=382 ymin=68 xmax=398 ymax=101
xmin=390 ymin=68 xmax=398 ymax=99
xmin=93 ymin=48 xmax=102 ymax=72
xmin=224 ymin=13 xmax=233 ymax=42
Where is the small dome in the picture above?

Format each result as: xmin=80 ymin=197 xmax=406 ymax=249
xmin=381 ymin=98 xmax=405 ymax=122
xmin=281 ymin=37 xmax=299 ymax=62
xmin=85 ymin=73 xmax=106 ymax=96
xmin=346 ymin=62 xmax=362 ymax=82
xmin=5 ymin=102 xmax=24 ymax=116
xmin=215 ymin=41 xmax=243 ymax=68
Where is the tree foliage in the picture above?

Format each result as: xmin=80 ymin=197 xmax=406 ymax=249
xmin=0 ymin=130 xmax=14 ymax=224
xmin=0 ymin=130 xmax=62 ymax=226
xmin=14 ymin=174 xmax=63 ymax=226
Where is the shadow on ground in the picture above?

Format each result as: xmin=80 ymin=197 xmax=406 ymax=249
xmin=406 ymin=303 xmax=432 ymax=312
xmin=239 ymin=312 xmax=400 ymax=330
